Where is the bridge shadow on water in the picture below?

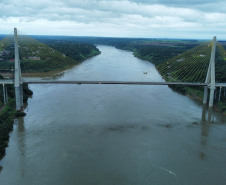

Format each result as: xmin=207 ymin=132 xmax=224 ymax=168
xmin=199 ymin=104 xmax=225 ymax=160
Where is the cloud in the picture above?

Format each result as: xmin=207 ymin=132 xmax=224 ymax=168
xmin=0 ymin=0 xmax=226 ymax=39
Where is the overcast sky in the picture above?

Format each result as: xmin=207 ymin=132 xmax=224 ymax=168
xmin=1 ymin=0 xmax=226 ymax=39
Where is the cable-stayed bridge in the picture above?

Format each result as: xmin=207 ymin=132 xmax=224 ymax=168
xmin=0 ymin=28 xmax=226 ymax=110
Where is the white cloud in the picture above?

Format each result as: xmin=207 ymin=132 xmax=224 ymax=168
xmin=0 ymin=0 xmax=226 ymax=39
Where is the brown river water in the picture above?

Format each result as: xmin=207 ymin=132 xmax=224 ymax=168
xmin=0 ymin=45 xmax=226 ymax=185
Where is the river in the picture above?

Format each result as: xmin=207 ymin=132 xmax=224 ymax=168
xmin=0 ymin=45 xmax=226 ymax=185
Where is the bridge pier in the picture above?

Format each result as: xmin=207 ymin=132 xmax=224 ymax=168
xmin=3 ymin=84 xmax=6 ymax=105
xmin=20 ymin=85 xmax=23 ymax=106
xmin=203 ymin=87 xmax=208 ymax=104
xmin=209 ymin=88 xmax=215 ymax=107
xmin=5 ymin=84 xmax=8 ymax=104
xmin=2 ymin=84 xmax=8 ymax=105
xmin=15 ymin=85 xmax=23 ymax=110
xmin=15 ymin=87 xmax=21 ymax=109
xmin=219 ymin=87 xmax=222 ymax=101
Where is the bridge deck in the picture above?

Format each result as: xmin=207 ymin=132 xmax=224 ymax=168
xmin=0 ymin=79 xmax=226 ymax=87
xmin=23 ymin=80 xmax=209 ymax=86
xmin=0 ymin=80 xmax=14 ymax=84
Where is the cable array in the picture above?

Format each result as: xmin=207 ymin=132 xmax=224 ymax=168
xmin=215 ymin=42 xmax=226 ymax=83
xmin=15 ymin=31 xmax=108 ymax=80
xmin=0 ymin=32 xmax=14 ymax=52
xmin=1 ymin=31 xmax=225 ymax=83
xmin=0 ymin=33 xmax=15 ymax=78
xmin=17 ymin=33 xmax=80 ymax=77
xmin=156 ymin=41 xmax=213 ymax=83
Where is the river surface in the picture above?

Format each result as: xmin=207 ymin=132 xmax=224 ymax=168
xmin=1 ymin=45 xmax=226 ymax=185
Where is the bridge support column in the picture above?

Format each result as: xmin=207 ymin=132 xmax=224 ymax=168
xmin=203 ymin=87 xmax=208 ymax=104
xmin=207 ymin=107 xmax=213 ymax=123
xmin=20 ymin=85 xmax=23 ymax=106
xmin=219 ymin=87 xmax=222 ymax=101
xmin=3 ymin=84 xmax=6 ymax=105
xmin=5 ymin=84 xmax=8 ymax=104
xmin=209 ymin=88 xmax=215 ymax=107
xmin=15 ymin=87 xmax=21 ymax=109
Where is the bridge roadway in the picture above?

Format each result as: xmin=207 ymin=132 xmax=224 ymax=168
xmin=0 ymin=79 xmax=226 ymax=87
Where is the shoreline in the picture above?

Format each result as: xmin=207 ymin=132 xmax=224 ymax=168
xmin=128 ymin=48 xmax=226 ymax=115
xmin=0 ymin=50 xmax=101 ymax=161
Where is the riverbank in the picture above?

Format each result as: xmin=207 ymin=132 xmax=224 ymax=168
xmin=166 ymin=80 xmax=226 ymax=115
xmin=159 ymin=65 xmax=226 ymax=114
xmin=0 ymin=83 xmax=33 ymax=160
xmin=114 ymin=42 xmax=226 ymax=115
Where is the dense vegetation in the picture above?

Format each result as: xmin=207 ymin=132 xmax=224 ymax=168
xmin=0 ymin=38 xmax=101 ymax=74
xmin=0 ymin=76 xmax=33 ymax=159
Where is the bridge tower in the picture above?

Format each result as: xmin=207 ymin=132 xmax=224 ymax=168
xmin=14 ymin=28 xmax=23 ymax=110
xmin=203 ymin=36 xmax=216 ymax=107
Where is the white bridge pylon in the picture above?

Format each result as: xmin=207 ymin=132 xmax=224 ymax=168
xmin=14 ymin=28 xmax=23 ymax=110
xmin=203 ymin=36 xmax=216 ymax=107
